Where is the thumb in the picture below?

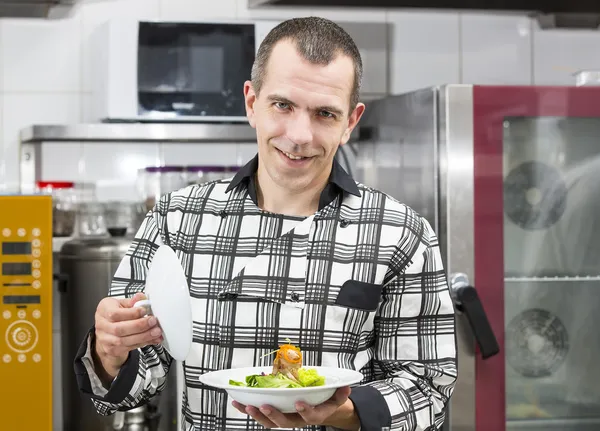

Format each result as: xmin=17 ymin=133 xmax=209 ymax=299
xmin=120 ymin=292 xmax=147 ymax=308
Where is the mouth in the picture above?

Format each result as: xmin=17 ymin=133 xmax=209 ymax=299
xmin=276 ymin=148 xmax=313 ymax=165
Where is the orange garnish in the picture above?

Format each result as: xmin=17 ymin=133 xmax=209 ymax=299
xmin=276 ymin=343 xmax=302 ymax=364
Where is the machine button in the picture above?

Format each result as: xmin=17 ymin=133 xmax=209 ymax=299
xmin=32 ymin=260 xmax=41 ymax=269
xmin=17 ymin=310 xmax=26 ymax=319
xmin=3 ymin=354 xmax=11 ymax=363
xmin=6 ymin=320 xmax=39 ymax=353
xmin=17 ymin=354 xmax=26 ymax=363
xmin=17 ymin=228 xmax=26 ymax=237
xmin=32 ymin=249 xmax=41 ymax=258
xmin=32 ymin=269 xmax=41 ymax=278
xmin=32 ymin=353 xmax=41 ymax=363
xmin=2 ymin=310 xmax=11 ymax=320
xmin=32 ymin=281 xmax=41 ymax=289
xmin=32 ymin=310 xmax=41 ymax=319
xmin=32 ymin=228 xmax=41 ymax=237
xmin=32 ymin=239 xmax=41 ymax=247
xmin=2 ymin=228 xmax=10 ymax=237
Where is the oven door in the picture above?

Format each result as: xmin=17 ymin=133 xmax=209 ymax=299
xmin=446 ymin=84 xmax=600 ymax=431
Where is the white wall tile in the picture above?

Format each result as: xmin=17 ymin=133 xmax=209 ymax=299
xmin=533 ymin=24 xmax=600 ymax=85
xmin=1 ymin=94 xmax=81 ymax=191
xmin=160 ymin=0 xmax=237 ymax=21
xmin=81 ymin=0 xmax=161 ymax=93
xmin=461 ymin=13 xmax=532 ymax=85
xmin=41 ymin=143 xmax=85 ymax=182
xmin=82 ymin=143 xmax=161 ymax=202
xmin=162 ymin=143 xmax=238 ymax=166
xmin=237 ymin=0 xmax=311 ymax=20
xmin=387 ymin=11 xmax=460 ymax=94
xmin=0 ymin=7 xmax=82 ymax=93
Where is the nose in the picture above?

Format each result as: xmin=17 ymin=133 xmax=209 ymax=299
xmin=286 ymin=111 xmax=313 ymax=146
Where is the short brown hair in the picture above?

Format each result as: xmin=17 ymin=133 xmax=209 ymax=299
xmin=251 ymin=16 xmax=363 ymax=112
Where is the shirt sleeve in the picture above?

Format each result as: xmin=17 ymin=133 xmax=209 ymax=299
xmin=348 ymin=216 xmax=458 ymax=431
xmin=72 ymin=199 xmax=175 ymax=415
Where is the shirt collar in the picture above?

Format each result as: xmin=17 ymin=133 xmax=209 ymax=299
xmin=225 ymin=153 xmax=361 ymax=210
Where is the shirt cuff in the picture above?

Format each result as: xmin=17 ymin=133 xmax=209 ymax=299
xmin=348 ymin=385 xmax=391 ymax=431
xmin=80 ymin=332 xmax=113 ymax=397
xmin=73 ymin=326 xmax=141 ymax=404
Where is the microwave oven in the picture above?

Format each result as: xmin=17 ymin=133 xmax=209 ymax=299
xmin=90 ymin=18 xmax=279 ymax=123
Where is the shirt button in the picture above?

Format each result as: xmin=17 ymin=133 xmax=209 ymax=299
xmin=290 ymin=292 xmax=300 ymax=302
xmin=340 ymin=219 xmax=350 ymax=228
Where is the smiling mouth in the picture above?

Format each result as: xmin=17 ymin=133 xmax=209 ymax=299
xmin=277 ymin=148 xmax=310 ymax=160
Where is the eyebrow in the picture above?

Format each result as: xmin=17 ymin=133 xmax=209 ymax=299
xmin=266 ymin=94 xmax=345 ymax=117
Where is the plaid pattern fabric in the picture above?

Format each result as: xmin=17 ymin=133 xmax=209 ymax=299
xmin=78 ymin=172 xmax=457 ymax=431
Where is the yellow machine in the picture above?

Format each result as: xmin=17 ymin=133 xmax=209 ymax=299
xmin=0 ymin=195 xmax=53 ymax=430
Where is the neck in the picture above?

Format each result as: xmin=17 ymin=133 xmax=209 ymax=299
xmin=255 ymin=168 xmax=330 ymax=217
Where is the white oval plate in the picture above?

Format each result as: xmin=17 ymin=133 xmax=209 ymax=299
xmin=134 ymin=245 xmax=193 ymax=361
xmin=198 ymin=366 xmax=364 ymax=413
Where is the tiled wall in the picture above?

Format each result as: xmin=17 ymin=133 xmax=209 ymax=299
xmin=1 ymin=0 xmax=599 ymax=200
xmin=0 ymin=0 xmax=599 ymax=429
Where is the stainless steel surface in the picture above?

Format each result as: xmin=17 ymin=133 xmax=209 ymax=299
xmin=18 ymin=122 xmax=260 ymax=193
xmin=356 ymin=85 xmax=475 ymax=430
xmin=20 ymin=123 xmax=259 ymax=143
xmin=356 ymin=89 xmax=438 ymax=229
xmin=442 ymin=84 xmax=476 ymax=431
xmin=58 ymin=235 xmax=177 ymax=431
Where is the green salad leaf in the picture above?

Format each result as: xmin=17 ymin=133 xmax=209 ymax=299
xmin=229 ymin=368 xmax=325 ymax=388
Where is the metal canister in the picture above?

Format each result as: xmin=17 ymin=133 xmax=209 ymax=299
xmin=57 ymin=234 xmax=177 ymax=431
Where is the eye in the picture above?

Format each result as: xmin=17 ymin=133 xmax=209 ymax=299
xmin=274 ymin=102 xmax=290 ymax=110
xmin=318 ymin=110 xmax=335 ymax=119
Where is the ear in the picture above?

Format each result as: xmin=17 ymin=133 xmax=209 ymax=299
xmin=244 ymin=81 xmax=257 ymax=128
xmin=341 ymin=102 xmax=365 ymax=145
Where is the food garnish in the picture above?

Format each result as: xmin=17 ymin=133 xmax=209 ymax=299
xmin=229 ymin=340 xmax=325 ymax=388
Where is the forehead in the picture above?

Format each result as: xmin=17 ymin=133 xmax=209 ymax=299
xmin=262 ymin=40 xmax=354 ymax=112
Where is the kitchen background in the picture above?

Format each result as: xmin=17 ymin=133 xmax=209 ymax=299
xmin=0 ymin=0 xmax=599 ymax=429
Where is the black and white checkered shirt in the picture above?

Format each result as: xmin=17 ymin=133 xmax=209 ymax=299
xmin=74 ymin=155 xmax=458 ymax=431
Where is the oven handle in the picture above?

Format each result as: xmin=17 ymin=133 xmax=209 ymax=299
xmin=450 ymin=273 xmax=500 ymax=359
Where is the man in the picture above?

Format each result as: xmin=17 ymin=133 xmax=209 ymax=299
xmin=74 ymin=16 xmax=458 ymax=431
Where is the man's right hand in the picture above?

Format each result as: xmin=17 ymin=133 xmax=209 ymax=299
xmin=92 ymin=292 xmax=163 ymax=382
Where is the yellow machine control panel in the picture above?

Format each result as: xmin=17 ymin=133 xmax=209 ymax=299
xmin=0 ymin=195 xmax=53 ymax=430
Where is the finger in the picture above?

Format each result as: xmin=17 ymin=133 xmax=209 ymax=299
xmin=231 ymin=401 xmax=248 ymax=416
xmin=98 ymin=323 xmax=162 ymax=350
xmin=103 ymin=305 xmax=146 ymax=323
xmin=258 ymin=406 xmax=304 ymax=429
xmin=245 ymin=405 xmax=278 ymax=429
xmin=111 ymin=315 xmax=159 ymax=338
xmin=119 ymin=292 xmax=147 ymax=308
xmin=295 ymin=386 xmax=351 ymax=423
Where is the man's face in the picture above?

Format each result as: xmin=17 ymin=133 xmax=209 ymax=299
xmin=243 ymin=40 xmax=365 ymax=194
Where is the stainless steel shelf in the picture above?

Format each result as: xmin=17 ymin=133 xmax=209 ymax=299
xmin=20 ymin=123 xmax=258 ymax=143
xmin=506 ymin=276 xmax=600 ymax=282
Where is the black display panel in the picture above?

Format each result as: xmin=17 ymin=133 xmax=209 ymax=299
xmin=2 ymin=262 xmax=32 ymax=276
xmin=2 ymin=242 xmax=32 ymax=255
xmin=3 ymin=295 xmax=40 ymax=304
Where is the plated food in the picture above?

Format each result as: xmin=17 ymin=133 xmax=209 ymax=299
xmin=229 ymin=342 xmax=325 ymax=389
xmin=198 ymin=341 xmax=364 ymax=413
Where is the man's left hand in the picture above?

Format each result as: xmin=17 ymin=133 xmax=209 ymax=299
xmin=232 ymin=386 xmax=360 ymax=429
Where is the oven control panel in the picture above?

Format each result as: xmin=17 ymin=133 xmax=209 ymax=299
xmin=0 ymin=195 xmax=53 ymax=430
